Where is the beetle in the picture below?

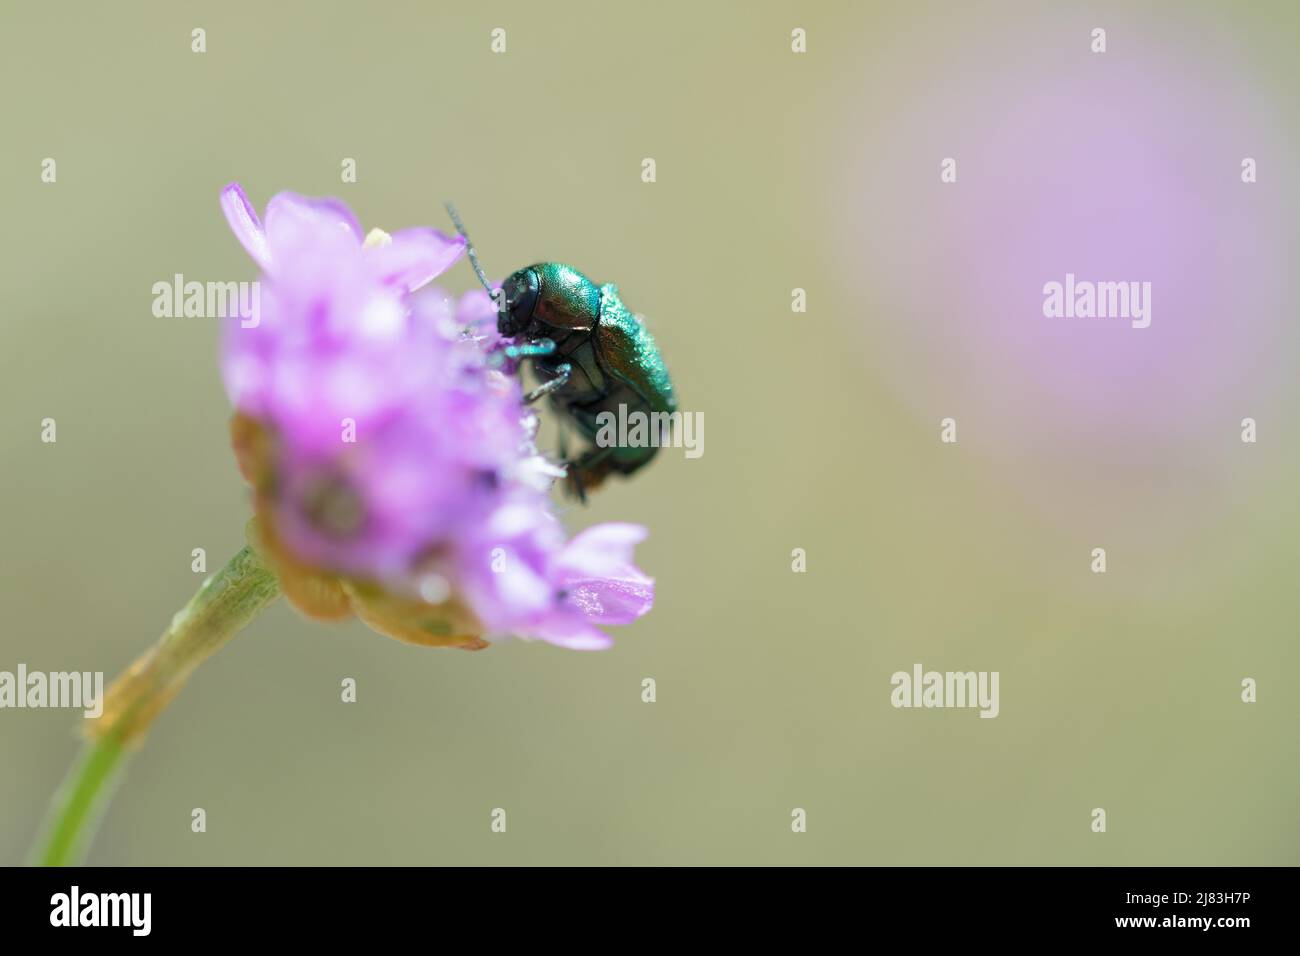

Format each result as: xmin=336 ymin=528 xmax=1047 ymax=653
xmin=445 ymin=204 xmax=676 ymax=500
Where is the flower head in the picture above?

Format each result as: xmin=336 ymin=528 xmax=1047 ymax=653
xmin=219 ymin=183 xmax=652 ymax=650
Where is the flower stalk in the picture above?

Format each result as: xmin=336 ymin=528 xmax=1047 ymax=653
xmin=28 ymin=184 xmax=659 ymax=866
xmin=30 ymin=544 xmax=280 ymax=865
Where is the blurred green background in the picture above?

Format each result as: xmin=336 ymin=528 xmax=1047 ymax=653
xmin=2 ymin=0 xmax=1297 ymax=865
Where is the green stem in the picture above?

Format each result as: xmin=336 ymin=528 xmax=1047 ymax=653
xmin=29 ymin=544 xmax=280 ymax=866
xmin=29 ymin=733 xmax=128 ymax=867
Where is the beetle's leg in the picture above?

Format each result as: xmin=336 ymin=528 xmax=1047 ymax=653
xmin=556 ymin=428 xmax=582 ymax=500
xmin=569 ymin=465 xmax=587 ymax=504
xmin=571 ymin=446 xmax=615 ymax=470
xmin=505 ymin=338 xmax=556 ymax=361
xmin=524 ymin=362 xmax=571 ymax=404
xmin=556 ymin=423 xmax=569 ymax=461
xmin=565 ymin=446 xmax=616 ymax=504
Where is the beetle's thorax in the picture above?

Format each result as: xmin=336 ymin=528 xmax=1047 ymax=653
xmin=531 ymin=262 xmax=601 ymax=333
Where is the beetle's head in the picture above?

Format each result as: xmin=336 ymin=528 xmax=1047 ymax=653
xmin=498 ymin=266 xmax=540 ymax=338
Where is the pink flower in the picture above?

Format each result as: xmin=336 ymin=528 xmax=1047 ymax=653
xmin=218 ymin=183 xmax=654 ymax=650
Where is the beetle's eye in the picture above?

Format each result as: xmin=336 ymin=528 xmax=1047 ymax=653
xmin=498 ymin=268 xmax=539 ymax=337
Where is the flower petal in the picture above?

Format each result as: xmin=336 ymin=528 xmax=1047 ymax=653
xmin=533 ymin=621 xmax=614 ymax=651
xmin=563 ymin=570 xmax=655 ymax=624
xmin=264 ymin=191 xmax=364 ymax=256
xmin=368 ymin=227 xmax=466 ymax=292
xmin=555 ymin=522 xmax=649 ymax=576
xmin=456 ymin=288 xmax=499 ymax=329
xmin=220 ymin=182 xmax=273 ymax=272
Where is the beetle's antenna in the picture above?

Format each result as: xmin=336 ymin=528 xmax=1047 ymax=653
xmin=444 ymin=202 xmax=498 ymax=301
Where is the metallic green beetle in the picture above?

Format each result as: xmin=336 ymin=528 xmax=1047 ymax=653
xmin=445 ymin=205 xmax=677 ymax=499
